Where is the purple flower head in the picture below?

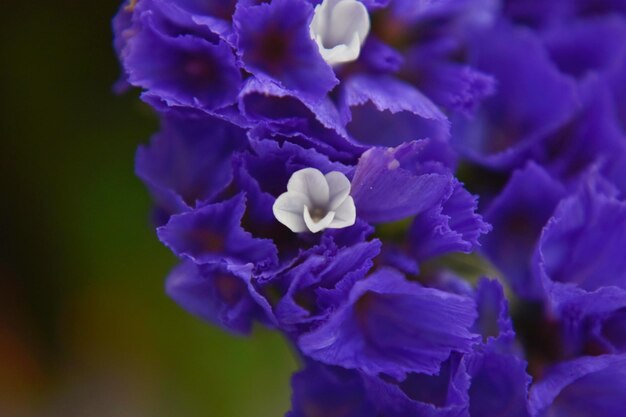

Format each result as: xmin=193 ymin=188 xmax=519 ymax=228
xmin=112 ymin=0 xmax=626 ymax=414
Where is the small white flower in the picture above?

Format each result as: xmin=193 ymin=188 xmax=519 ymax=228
xmin=273 ymin=168 xmax=356 ymax=233
xmin=309 ymin=0 xmax=371 ymax=66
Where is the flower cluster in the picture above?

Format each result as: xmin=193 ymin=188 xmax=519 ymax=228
xmin=114 ymin=0 xmax=626 ymax=416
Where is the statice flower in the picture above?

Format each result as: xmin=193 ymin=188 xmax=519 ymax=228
xmin=114 ymin=0 xmax=626 ymax=415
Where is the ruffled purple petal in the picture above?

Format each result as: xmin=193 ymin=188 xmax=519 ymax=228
xmin=351 ymin=141 xmax=454 ymax=223
xmin=409 ymin=180 xmax=491 ymax=261
xmin=473 ymin=278 xmax=515 ymax=344
xmin=239 ymin=78 xmax=365 ymax=160
xmin=341 ymin=74 xmax=450 ymax=147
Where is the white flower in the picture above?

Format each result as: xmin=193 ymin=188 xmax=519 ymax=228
xmin=309 ymin=0 xmax=371 ymax=66
xmin=273 ymin=168 xmax=356 ymax=233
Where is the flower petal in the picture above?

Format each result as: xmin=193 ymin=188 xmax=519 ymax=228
xmin=325 ymin=171 xmax=351 ymax=210
xmin=288 ymin=168 xmax=330 ymax=208
xmin=329 ymin=196 xmax=356 ymax=229
xmin=273 ymin=192 xmax=311 ymax=233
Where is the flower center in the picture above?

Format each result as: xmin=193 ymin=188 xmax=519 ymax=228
xmin=309 ymin=206 xmax=329 ymax=221
xmin=309 ymin=0 xmax=371 ymax=66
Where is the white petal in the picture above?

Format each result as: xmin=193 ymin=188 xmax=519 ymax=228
xmin=310 ymin=0 xmax=370 ymax=66
xmin=304 ymin=206 xmax=336 ymax=233
xmin=325 ymin=171 xmax=351 ymax=211
xmin=328 ymin=196 xmax=356 ymax=229
xmin=320 ymin=42 xmax=360 ymax=66
xmin=327 ymin=0 xmax=369 ymax=49
xmin=287 ymin=168 xmax=329 ymax=208
xmin=272 ymin=192 xmax=310 ymax=233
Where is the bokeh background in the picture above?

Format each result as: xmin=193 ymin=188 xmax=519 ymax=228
xmin=0 ymin=1 xmax=296 ymax=416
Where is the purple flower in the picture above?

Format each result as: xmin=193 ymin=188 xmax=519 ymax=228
xmin=482 ymin=163 xmax=567 ymax=300
xmin=166 ymin=260 xmax=273 ymax=334
xmin=157 ymin=193 xmax=279 ymax=270
xmin=451 ymin=22 xmax=579 ymax=169
xmin=534 ymin=177 xmax=626 ymax=319
xmin=299 ymin=268 xmax=479 ymax=379
xmin=530 ymin=354 xmax=626 ymax=417
xmin=135 ymin=111 xmax=247 ymax=218
xmin=288 ymin=362 xmax=376 ymax=417
xmin=120 ymin=0 xmax=242 ymax=111
xmin=362 ymin=353 xmax=471 ymax=417
xmin=233 ymin=0 xmax=338 ymax=100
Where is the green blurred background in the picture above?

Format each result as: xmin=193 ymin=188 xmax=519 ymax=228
xmin=0 ymin=2 xmax=296 ymax=416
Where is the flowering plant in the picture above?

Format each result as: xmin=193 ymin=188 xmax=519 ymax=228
xmin=114 ymin=0 xmax=626 ymax=415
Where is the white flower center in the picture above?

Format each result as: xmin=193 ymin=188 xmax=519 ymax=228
xmin=273 ymin=168 xmax=356 ymax=233
xmin=309 ymin=0 xmax=371 ymax=66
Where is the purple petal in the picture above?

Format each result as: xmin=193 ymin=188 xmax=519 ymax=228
xmin=473 ymin=278 xmax=515 ymax=344
xmin=466 ymin=350 xmax=531 ymax=417
xmin=410 ymin=180 xmax=491 ymax=261
xmin=239 ymin=78 xmax=365 ymax=160
xmin=351 ymin=141 xmax=454 ymax=223
xmin=362 ymin=353 xmax=471 ymax=417
xmin=341 ymin=74 xmax=449 ymax=147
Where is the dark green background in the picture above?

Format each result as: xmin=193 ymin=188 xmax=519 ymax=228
xmin=0 ymin=2 xmax=295 ymax=416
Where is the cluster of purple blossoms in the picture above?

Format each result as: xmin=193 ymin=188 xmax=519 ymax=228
xmin=114 ymin=0 xmax=626 ymax=415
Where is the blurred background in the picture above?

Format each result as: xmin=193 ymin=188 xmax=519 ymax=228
xmin=0 ymin=1 xmax=296 ymax=416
